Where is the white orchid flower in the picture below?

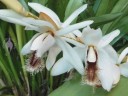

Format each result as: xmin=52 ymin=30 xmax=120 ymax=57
xmin=118 ymin=47 xmax=128 ymax=77
xmin=72 ymin=26 xmax=120 ymax=91
xmin=0 ymin=2 xmax=93 ymax=74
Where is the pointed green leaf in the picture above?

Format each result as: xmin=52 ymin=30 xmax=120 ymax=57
xmin=64 ymin=0 xmax=83 ymax=21
xmin=88 ymin=12 xmax=122 ymax=27
xmin=102 ymin=0 xmax=128 ymax=33
xmin=47 ymin=0 xmax=69 ymax=21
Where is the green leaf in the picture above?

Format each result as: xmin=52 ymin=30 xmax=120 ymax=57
xmin=113 ymin=16 xmax=128 ymax=29
xmin=111 ymin=0 xmax=128 ymax=13
xmin=47 ymin=0 xmax=69 ymax=21
xmin=95 ymin=0 xmax=109 ymax=16
xmin=32 ymin=0 xmax=48 ymax=5
xmin=64 ymin=0 xmax=83 ymax=22
xmin=106 ymin=0 xmax=119 ymax=13
xmin=111 ymin=23 xmax=128 ymax=45
xmin=50 ymin=74 xmax=128 ymax=96
xmin=102 ymin=0 xmax=128 ymax=33
xmin=93 ymin=0 xmax=102 ymax=14
xmin=19 ymin=0 xmax=29 ymax=11
xmin=87 ymin=12 xmax=122 ymax=28
xmin=8 ymin=26 xmax=18 ymax=50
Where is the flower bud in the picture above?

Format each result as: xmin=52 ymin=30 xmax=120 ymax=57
xmin=1 ymin=0 xmax=28 ymax=16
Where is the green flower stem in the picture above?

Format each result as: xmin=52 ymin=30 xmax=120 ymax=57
xmin=50 ymin=71 xmax=53 ymax=92
xmin=46 ymin=70 xmax=49 ymax=81
xmin=9 ymin=26 xmax=18 ymax=50
xmin=32 ymin=76 xmax=36 ymax=96
xmin=15 ymin=25 xmax=30 ymax=95
xmin=46 ymin=69 xmax=53 ymax=92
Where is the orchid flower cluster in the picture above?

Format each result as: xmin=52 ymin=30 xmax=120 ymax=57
xmin=0 ymin=2 xmax=128 ymax=92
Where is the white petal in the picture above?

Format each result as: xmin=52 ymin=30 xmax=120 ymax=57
xmin=118 ymin=47 xmax=128 ymax=64
xmin=0 ymin=10 xmax=37 ymax=28
xmin=51 ymin=58 xmax=73 ymax=76
xmin=56 ymin=20 xmax=93 ymax=36
xmin=22 ymin=18 xmax=55 ymax=30
xmin=28 ymin=2 xmax=61 ymax=27
xmin=98 ymin=29 xmax=120 ymax=48
xmin=25 ymin=26 xmax=42 ymax=32
xmin=73 ymin=30 xmax=82 ymax=37
xmin=0 ymin=15 xmax=36 ymax=28
xmin=74 ymin=47 xmax=86 ymax=62
xmin=55 ymin=37 xmax=85 ymax=75
xmin=97 ymin=49 xmax=115 ymax=91
xmin=0 ymin=9 xmax=23 ymax=18
xmin=21 ymin=33 xmax=41 ymax=55
xmin=119 ymin=63 xmax=128 ymax=77
xmin=97 ymin=70 xmax=113 ymax=91
xmin=112 ymin=65 xmax=120 ymax=84
xmin=62 ymin=37 xmax=85 ymax=48
xmin=104 ymin=45 xmax=118 ymax=64
xmin=64 ymin=33 xmax=76 ymax=40
xmin=97 ymin=48 xmax=115 ymax=68
xmin=62 ymin=4 xmax=87 ymax=27
xmin=81 ymin=26 xmax=102 ymax=45
xmin=46 ymin=45 xmax=61 ymax=70
xmin=97 ymin=48 xmax=120 ymax=91
xmin=30 ymin=33 xmax=48 ymax=51
xmin=31 ymin=34 xmax=55 ymax=57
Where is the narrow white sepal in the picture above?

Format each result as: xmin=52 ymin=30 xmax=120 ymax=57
xmin=28 ymin=2 xmax=61 ymax=27
xmin=55 ymin=36 xmax=85 ymax=75
xmin=22 ymin=18 xmax=56 ymax=30
xmin=0 ymin=15 xmax=36 ymax=28
xmin=98 ymin=29 xmax=120 ymax=48
xmin=118 ymin=47 xmax=128 ymax=64
xmin=73 ymin=30 xmax=82 ymax=37
xmin=62 ymin=4 xmax=87 ymax=27
xmin=62 ymin=37 xmax=85 ymax=48
xmin=56 ymin=20 xmax=94 ymax=36
xmin=0 ymin=9 xmax=23 ymax=18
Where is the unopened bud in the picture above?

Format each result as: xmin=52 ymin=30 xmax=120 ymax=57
xmin=0 ymin=0 xmax=28 ymax=16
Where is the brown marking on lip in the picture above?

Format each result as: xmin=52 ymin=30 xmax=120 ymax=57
xmin=86 ymin=62 xmax=97 ymax=82
xmin=29 ymin=51 xmax=41 ymax=67
xmin=30 ymin=51 xmax=36 ymax=66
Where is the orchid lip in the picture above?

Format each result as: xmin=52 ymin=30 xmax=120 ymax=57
xmin=83 ymin=45 xmax=99 ymax=86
